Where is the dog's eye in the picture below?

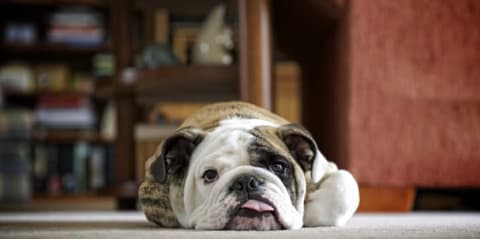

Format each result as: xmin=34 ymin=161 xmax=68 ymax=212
xmin=270 ymin=160 xmax=287 ymax=174
xmin=202 ymin=169 xmax=218 ymax=183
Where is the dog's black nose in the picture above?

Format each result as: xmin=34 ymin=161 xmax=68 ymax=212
xmin=230 ymin=175 xmax=264 ymax=193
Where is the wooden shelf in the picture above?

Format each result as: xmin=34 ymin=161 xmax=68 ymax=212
xmin=4 ymin=90 xmax=93 ymax=97
xmin=3 ymin=90 xmax=96 ymax=107
xmin=0 ymin=195 xmax=116 ymax=211
xmin=4 ymin=81 xmax=114 ymax=100
xmin=0 ymin=0 xmax=107 ymax=7
xmin=94 ymin=76 xmax=116 ymax=98
xmin=33 ymin=130 xmax=112 ymax=144
xmin=135 ymin=0 xmax=225 ymax=16
xmin=1 ymin=43 xmax=111 ymax=55
xmin=121 ymin=65 xmax=238 ymax=102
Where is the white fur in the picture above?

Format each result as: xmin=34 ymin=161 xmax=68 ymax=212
xmin=176 ymin=118 xmax=358 ymax=229
xmin=311 ymin=150 xmax=330 ymax=184
xmin=303 ymin=169 xmax=360 ymax=227
xmin=188 ymin=166 xmax=303 ymax=230
xmin=183 ymin=129 xmax=303 ymax=229
xmin=181 ymin=120 xmax=303 ymax=229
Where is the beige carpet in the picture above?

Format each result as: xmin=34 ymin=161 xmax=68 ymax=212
xmin=0 ymin=212 xmax=479 ymax=239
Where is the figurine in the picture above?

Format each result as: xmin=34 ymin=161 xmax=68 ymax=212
xmin=192 ymin=4 xmax=234 ymax=65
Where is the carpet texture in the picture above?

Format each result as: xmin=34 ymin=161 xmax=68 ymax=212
xmin=0 ymin=212 xmax=479 ymax=239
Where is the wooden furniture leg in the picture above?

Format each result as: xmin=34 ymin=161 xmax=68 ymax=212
xmin=111 ymin=0 xmax=137 ymax=209
xmin=358 ymin=186 xmax=416 ymax=212
xmin=238 ymin=0 xmax=274 ymax=110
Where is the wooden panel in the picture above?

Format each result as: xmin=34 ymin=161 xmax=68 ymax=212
xmin=275 ymin=62 xmax=301 ymax=123
xmin=124 ymin=66 xmax=238 ymax=102
xmin=0 ymin=43 xmax=111 ymax=54
xmin=273 ymin=0 xmax=350 ymax=166
xmin=0 ymin=0 xmax=107 ymax=7
xmin=358 ymin=186 xmax=416 ymax=212
xmin=238 ymin=0 xmax=273 ymax=110
xmin=33 ymin=130 xmax=112 ymax=144
xmin=111 ymin=0 xmax=137 ymax=203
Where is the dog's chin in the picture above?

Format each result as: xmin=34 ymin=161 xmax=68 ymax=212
xmin=224 ymin=200 xmax=284 ymax=231
xmin=225 ymin=210 xmax=283 ymax=230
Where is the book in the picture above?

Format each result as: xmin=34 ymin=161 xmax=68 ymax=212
xmin=0 ymin=109 xmax=34 ymax=140
xmin=92 ymin=53 xmax=114 ymax=77
xmin=89 ymin=146 xmax=106 ymax=190
xmin=38 ymin=95 xmax=85 ymax=108
xmin=0 ymin=143 xmax=31 ymax=203
xmin=47 ymin=8 xmax=105 ymax=46
xmin=172 ymin=26 xmax=200 ymax=64
xmin=58 ymin=144 xmax=75 ymax=193
xmin=0 ymin=63 xmax=35 ymax=93
xmin=3 ymin=22 xmax=37 ymax=44
xmin=35 ymin=96 xmax=96 ymax=130
xmin=73 ymin=142 xmax=90 ymax=193
xmin=154 ymin=9 xmax=169 ymax=44
xmin=33 ymin=144 xmax=49 ymax=193
xmin=33 ymin=142 xmax=112 ymax=195
xmin=35 ymin=64 xmax=70 ymax=92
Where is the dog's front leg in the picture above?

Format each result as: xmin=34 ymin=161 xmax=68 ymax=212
xmin=303 ymin=164 xmax=360 ymax=227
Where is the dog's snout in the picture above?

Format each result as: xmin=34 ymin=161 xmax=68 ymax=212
xmin=230 ymin=175 xmax=264 ymax=193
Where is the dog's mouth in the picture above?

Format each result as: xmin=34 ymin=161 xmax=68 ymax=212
xmin=225 ymin=198 xmax=283 ymax=230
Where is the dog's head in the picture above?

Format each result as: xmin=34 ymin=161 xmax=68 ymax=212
xmin=144 ymin=122 xmax=329 ymax=230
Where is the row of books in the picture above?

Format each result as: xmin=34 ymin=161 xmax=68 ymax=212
xmin=36 ymin=95 xmax=96 ymax=130
xmin=0 ymin=142 xmax=31 ymax=202
xmin=3 ymin=8 xmax=106 ymax=47
xmin=0 ymin=109 xmax=34 ymax=140
xmin=0 ymin=93 xmax=96 ymax=131
xmin=47 ymin=8 xmax=105 ymax=46
xmin=0 ymin=141 xmax=113 ymax=202
xmin=32 ymin=143 xmax=113 ymax=195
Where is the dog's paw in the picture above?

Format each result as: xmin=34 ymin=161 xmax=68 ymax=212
xmin=303 ymin=169 xmax=359 ymax=227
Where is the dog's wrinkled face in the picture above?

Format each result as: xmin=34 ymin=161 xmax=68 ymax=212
xmin=184 ymin=122 xmax=305 ymax=230
xmin=150 ymin=119 xmax=325 ymax=230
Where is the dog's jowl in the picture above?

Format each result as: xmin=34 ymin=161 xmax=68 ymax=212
xmin=139 ymin=101 xmax=359 ymax=230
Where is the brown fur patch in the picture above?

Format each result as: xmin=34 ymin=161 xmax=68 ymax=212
xmin=138 ymin=181 xmax=180 ymax=227
xmin=248 ymin=126 xmax=301 ymax=207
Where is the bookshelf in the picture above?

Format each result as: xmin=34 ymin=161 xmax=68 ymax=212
xmin=1 ymin=0 xmax=275 ymax=210
xmin=0 ymin=0 xmax=114 ymax=209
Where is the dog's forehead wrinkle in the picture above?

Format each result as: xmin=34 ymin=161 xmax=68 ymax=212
xmin=192 ymin=128 xmax=252 ymax=163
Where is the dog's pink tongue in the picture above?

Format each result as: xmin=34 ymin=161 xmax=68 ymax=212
xmin=241 ymin=200 xmax=274 ymax=212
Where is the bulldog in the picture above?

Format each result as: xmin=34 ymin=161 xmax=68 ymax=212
xmin=139 ymin=101 xmax=359 ymax=230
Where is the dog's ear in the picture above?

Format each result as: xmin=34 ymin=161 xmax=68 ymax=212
xmin=150 ymin=127 xmax=205 ymax=183
xmin=278 ymin=124 xmax=329 ymax=184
